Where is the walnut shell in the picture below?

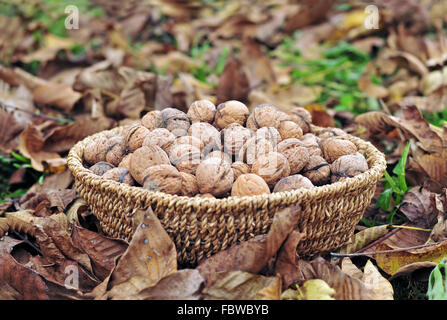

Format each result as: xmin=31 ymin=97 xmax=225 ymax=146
xmin=251 ymin=152 xmax=291 ymax=188
xmin=142 ymin=128 xmax=176 ymax=153
xmin=318 ymin=128 xmax=347 ymax=140
xmin=237 ymin=137 xmax=274 ymax=165
xmin=118 ymin=153 xmax=132 ymax=171
xmin=205 ymin=150 xmax=232 ymax=164
xmin=288 ymin=107 xmax=312 ymax=134
xmin=141 ymin=164 xmax=182 ymax=195
xmin=278 ymin=120 xmax=303 ymax=140
xmin=273 ymin=174 xmax=314 ymax=193
xmin=105 ymin=136 xmax=127 ymax=166
xmin=170 ymin=135 xmax=205 ymax=154
xmin=330 ymin=152 xmax=368 ymax=183
xmin=221 ymin=123 xmax=253 ymax=156
xmin=231 ymin=161 xmax=250 ymax=181
xmin=161 ymin=107 xmax=190 ymax=137
xmin=89 ymin=161 xmax=115 ymax=176
xmin=168 ymin=143 xmax=202 ymax=175
xmin=141 ymin=110 xmax=163 ymax=130
xmin=302 ymin=155 xmax=330 ymax=186
xmin=231 ymin=173 xmax=270 ymax=197
xmin=320 ymin=137 xmax=357 ymax=163
xmin=179 ymin=172 xmax=199 ymax=197
xmin=301 ymin=133 xmax=322 ymax=157
xmin=196 ymin=158 xmax=234 ymax=196
xmin=255 ymin=127 xmax=282 ymax=147
xmin=246 ymin=104 xmax=281 ymax=130
xmin=102 ymin=167 xmax=134 ymax=185
xmin=123 ymin=125 xmax=150 ymax=153
xmin=188 ymin=122 xmax=221 ymax=154
xmin=129 ymin=146 xmax=170 ymax=184
xmin=83 ymin=136 xmax=109 ymax=164
xmin=277 ymin=138 xmax=309 ymax=174
xmin=214 ymin=100 xmax=249 ymax=129
xmin=187 ymin=100 xmax=216 ymax=123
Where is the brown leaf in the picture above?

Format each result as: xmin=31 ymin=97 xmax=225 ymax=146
xmin=32 ymin=82 xmax=82 ymax=112
xmin=71 ymin=225 xmax=128 ymax=281
xmin=240 ymin=37 xmax=275 ymax=88
xmin=18 ymin=124 xmax=61 ymax=172
xmin=294 ymin=257 xmax=371 ymax=300
xmin=42 ymin=116 xmax=115 ymax=153
xmin=94 ymin=207 xmax=177 ymax=299
xmin=136 ymin=269 xmax=204 ymax=300
xmin=284 ymin=0 xmax=335 ymax=32
xmin=362 ymin=260 xmax=394 ymax=300
xmin=197 ymin=206 xmax=300 ymax=285
xmin=201 ymin=271 xmax=281 ymax=300
xmin=216 ymin=54 xmax=250 ymax=105
xmin=0 ymin=108 xmax=25 ymax=153
xmin=398 ymin=186 xmax=438 ymax=228
xmin=19 ymin=189 xmax=76 ymax=213
xmin=337 ymin=225 xmax=391 ymax=254
xmin=0 ymin=253 xmax=49 ymax=300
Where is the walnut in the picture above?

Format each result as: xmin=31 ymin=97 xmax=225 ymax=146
xmin=129 ymin=146 xmax=170 ymax=184
xmin=288 ymin=107 xmax=312 ymax=134
xmin=330 ymin=152 xmax=368 ymax=183
xmin=187 ymin=100 xmax=216 ymax=123
xmin=89 ymin=162 xmax=114 ymax=176
xmin=170 ymin=135 xmax=205 ymax=154
xmin=123 ymin=125 xmax=150 ymax=153
xmin=188 ymin=122 xmax=221 ymax=154
xmin=213 ymin=100 xmax=249 ymax=129
xmin=320 ymin=137 xmax=357 ymax=163
xmin=196 ymin=158 xmax=234 ymax=196
xmin=273 ymin=174 xmax=314 ymax=193
xmin=221 ymin=123 xmax=253 ymax=156
xmin=251 ymin=152 xmax=290 ymax=188
xmin=255 ymin=127 xmax=282 ymax=147
xmin=278 ymin=120 xmax=303 ymax=140
xmin=231 ymin=161 xmax=250 ymax=181
xmin=318 ymin=128 xmax=347 ymax=140
xmin=83 ymin=136 xmax=109 ymax=165
xmin=302 ymin=155 xmax=331 ymax=186
xmin=141 ymin=110 xmax=163 ymax=130
xmin=161 ymin=107 xmax=190 ymax=137
xmin=105 ymin=135 xmax=127 ymax=166
xmin=237 ymin=137 xmax=274 ymax=165
xmin=141 ymin=164 xmax=182 ymax=195
xmin=246 ymin=104 xmax=280 ymax=130
xmin=118 ymin=153 xmax=132 ymax=171
xmin=231 ymin=173 xmax=270 ymax=197
xmin=179 ymin=172 xmax=199 ymax=197
xmin=142 ymin=128 xmax=176 ymax=153
xmin=102 ymin=167 xmax=134 ymax=185
xmin=205 ymin=150 xmax=232 ymax=164
xmin=277 ymin=138 xmax=309 ymax=174
xmin=301 ymin=133 xmax=322 ymax=157
xmin=168 ymin=143 xmax=202 ymax=175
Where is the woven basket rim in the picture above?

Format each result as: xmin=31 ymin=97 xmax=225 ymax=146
xmin=67 ymin=125 xmax=387 ymax=207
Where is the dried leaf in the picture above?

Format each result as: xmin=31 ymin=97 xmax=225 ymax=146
xmin=216 ymin=54 xmax=250 ymax=104
xmin=32 ymin=82 xmax=82 ymax=112
xmin=71 ymin=225 xmax=127 ymax=281
xmin=399 ymin=187 xmax=438 ymax=228
xmin=0 ymin=218 xmax=9 ymax=238
xmin=201 ymin=271 xmax=281 ymax=300
xmin=362 ymin=260 xmax=394 ymax=300
xmin=337 ymin=225 xmax=391 ymax=254
xmin=197 ymin=206 xmax=301 ymax=285
xmin=0 ymin=253 xmax=48 ymax=300
xmin=374 ymin=239 xmax=447 ymax=276
xmin=95 ymin=207 xmax=177 ymax=299
xmin=281 ymin=279 xmax=335 ymax=300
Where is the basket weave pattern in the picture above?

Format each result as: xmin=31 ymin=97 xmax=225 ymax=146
xmin=67 ymin=125 xmax=386 ymax=266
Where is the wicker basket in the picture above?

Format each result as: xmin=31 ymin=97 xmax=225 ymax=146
xmin=67 ymin=125 xmax=386 ymax=266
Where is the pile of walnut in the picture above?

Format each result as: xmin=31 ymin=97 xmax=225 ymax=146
xmin=83 ymin=100 xmax=369 ymax=198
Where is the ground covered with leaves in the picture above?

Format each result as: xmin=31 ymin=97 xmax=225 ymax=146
xmin=1 ymin=0 xmax=447 ymax=300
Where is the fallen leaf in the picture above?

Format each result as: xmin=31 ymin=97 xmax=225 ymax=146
xmin=201 ymin=271 xmax=281 ymax=300
xmin=32 ymin=82 xmax=82 ymax=112
xmin=216 ymin=54 xmax=250 ymax=104
xmin=362 ymin=260 xmax=394 ymax=300
xmin=337 ymin=225 xmax=391 ymax=254
xmin=281 ymin=279 xmax=335 ymax=300
xmin=399 ymin=186 xmax=438 ymax=228
xmin=197 ymin=206 xmax=301 ymax=285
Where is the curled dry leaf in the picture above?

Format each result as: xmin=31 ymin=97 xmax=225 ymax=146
xmin=201 ymin=271 xmax=281 ymax=300
xmin=281 ymin=279 xmax=335 ymax=300
xmin=93 ymin=207 xmax=177 ymax=300
xmin=197 ymin=205 xmax=301 ymax=285
xmin=399 ymin=186 xmax=438 ymax=229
